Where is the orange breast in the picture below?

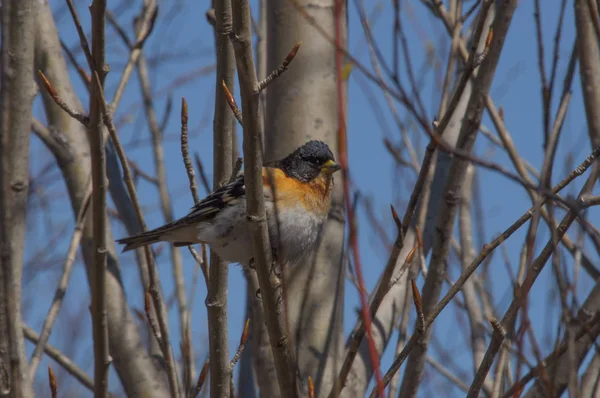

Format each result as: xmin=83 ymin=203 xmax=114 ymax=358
xmin=262 ymin=168 xmax=332 ymax=216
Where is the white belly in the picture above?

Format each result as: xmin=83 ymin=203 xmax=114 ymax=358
xmin=201 ymin=202 xmax=324 ymax=266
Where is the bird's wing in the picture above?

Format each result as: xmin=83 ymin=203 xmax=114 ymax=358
xmin=185 ymin=174 xmax=246 ymax=222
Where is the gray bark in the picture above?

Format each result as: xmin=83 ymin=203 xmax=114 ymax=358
xmin=0 ymin=0 xmax=37 ymax=396
xmin=264 ymin=0 xmax=346 ymax=395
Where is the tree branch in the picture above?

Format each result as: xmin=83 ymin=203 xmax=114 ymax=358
xmin=207 ymin=0 xmax=236 ymax=396
xmin=88 ymin=1 xmax=111 ymax=396
xmin=231 ymin=0 xmax=299 ymax=395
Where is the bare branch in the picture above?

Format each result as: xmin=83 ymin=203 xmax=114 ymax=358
xmin=372 ymin=140 xmax=600 ymax=397
xmin=23 ymin=325 xmax=96 ymax=394
xmin=181 ymin=98 xmax=200 ymax=204
xmin=144 ymin=289 xmax=163 ymax=346
xmin=230 ymin=319 xmax=250 ymax=370
xmin=399 ymin=2 xmax=518 ymax=395
xmin=88 ymin=2 xmax=111 ymax=395
xmin=256 ymin=42 xmax=301 ymax=93
xmin=110 ymin=1 xmax=159 ymax=109
xmin=28 ymin=187 xmax=92 ymax=378
xmin=37 ymin=71 xmax=89 ymax=126
xmin=134 ymin=23 xmax=193 ymax=389
xmin=36 ymin=2 xmax=169 ymax=394
xmin=207 ymin=0 xmax=236 ymax=396
xmin=231 ymin=0 xmax=299 ymax=395
xmin=194 ymin=358 xmax=210 ymax=398
xmin=470 ymin=165 xmax=600 ymax=397
xmin=189 ymin=245 xmax=209 ymax=287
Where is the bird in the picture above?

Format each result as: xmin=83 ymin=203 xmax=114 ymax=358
xmin=116 ymin=140 xmax=341 ymax=267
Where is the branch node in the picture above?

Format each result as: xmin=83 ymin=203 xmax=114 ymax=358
xmin=221 ymin=80 xmax=243 ymax=125
xmin=255 ymin=42 xmax=302 ymax=93
xmin=411 ymin=279 xmax=425 ymax=333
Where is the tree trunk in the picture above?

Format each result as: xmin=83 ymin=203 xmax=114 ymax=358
xmin=0 ymin=0 xmax=37 ymax=396
xmin=264 ymin=0 xmax=347 ymax=395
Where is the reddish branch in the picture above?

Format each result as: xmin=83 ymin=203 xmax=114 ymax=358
xmin=333 ymin=0 xmax=385 ymax=396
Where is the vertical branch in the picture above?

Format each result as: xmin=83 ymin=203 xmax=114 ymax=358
xmin=0 ymin=0 xmax=36 ymax=396
xmin=231 ymin=0 xmax=299 ymax=396
xmin=335 ymin=0 xmax=384 ymax=395
xmin=89 ymin=1 xmax=110 ymax=396
xmin=458 ymin=164 xmax=492 ymax=393
xmin=208 ymin=0 xmax=235 ymax=396
xmin=135 ymin=20 xmax=194 ymax=389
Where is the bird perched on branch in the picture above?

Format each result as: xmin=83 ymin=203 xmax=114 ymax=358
xmin=117 ymin=140 xmax=341 ymax=266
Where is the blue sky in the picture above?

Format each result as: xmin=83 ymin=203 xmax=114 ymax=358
xmin=25 ymin=0 xmax=599 ymax=396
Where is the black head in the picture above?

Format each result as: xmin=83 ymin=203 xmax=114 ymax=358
xmin=277 ymin=140 xmax=341 ymax=182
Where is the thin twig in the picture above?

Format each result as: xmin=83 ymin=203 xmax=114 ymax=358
xmin=110 ymin=2 xmax=159 ymax=109
xmin=181 ymin=97 xmax=200 ymax=204
xmin=229 ymin=319 xmax=250 ymax=370
xmin=193 ymin=153 xmax=212 ymax=194
xmin=194 ymin=358 xmax=209 ymax=398
xmin=467 ymin=167 xmax=600 ymax=397
xmin=90 ymin=62 xmax=181 ymax=398
xmin=330 ymin=4 xmax=495 ymax=396
xmin=28 ymin=186 xmax=92 ymax=378
xmin=144 ymin=288 xmax=163 ymax=346
xmin=336 ymin=0 xmax=385 ymax=387
xmin=37 ymin=71 xmax=89 ymax=126
xmin=23 ymin=326 xmax=96 ymax=394
xmin=255 ymin=42 xmax=301 ymax=93
xmin=59 ymin=39 xmax=91 ymax=89
xmin=134 ymin=26 xmax=194 ymax=389
xmin=189 ymin=245 xmax=209 ymax=287
xmin=502 ymin=313 xmax=600 ymax=398
xmin=371 ymin=143 xmax=600 ymax=397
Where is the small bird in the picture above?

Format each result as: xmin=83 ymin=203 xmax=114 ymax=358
xmin=117 ymin=140 xmax=341 ymax=267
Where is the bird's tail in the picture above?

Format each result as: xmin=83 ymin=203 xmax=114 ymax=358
xmin=116 ymin=230 xmax=164 ymax=252
xmin=117 ymin=220 xmax=197 ymax=252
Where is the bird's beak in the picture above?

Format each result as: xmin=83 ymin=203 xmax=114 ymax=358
xmin=322 ymin=159 xmax=341 ymax=174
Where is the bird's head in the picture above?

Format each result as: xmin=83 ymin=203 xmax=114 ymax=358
xmin=278 ymin=140 xmax=341 ymax=182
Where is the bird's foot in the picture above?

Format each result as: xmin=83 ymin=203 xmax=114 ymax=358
xmin=270 ymin=248 xmax=283 ymax=279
